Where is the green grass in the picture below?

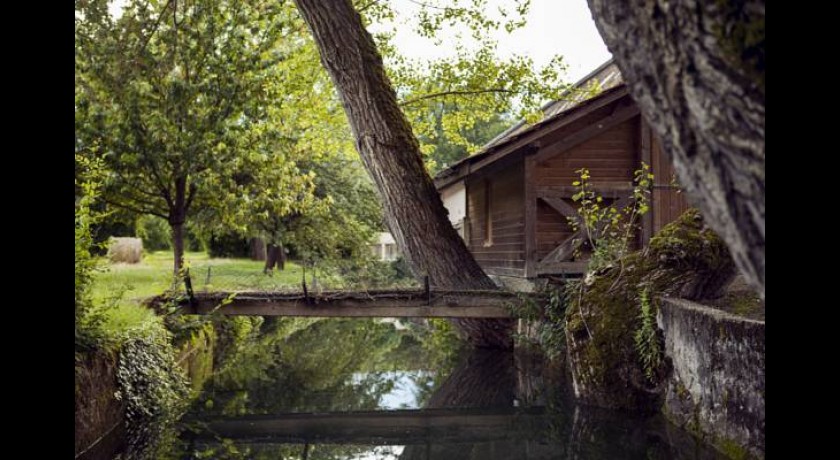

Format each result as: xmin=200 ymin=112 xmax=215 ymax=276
xmin=90 ymin=251 xmax=307 ymax=339
xmin=92 ymin=251 xmax=306 ymax=304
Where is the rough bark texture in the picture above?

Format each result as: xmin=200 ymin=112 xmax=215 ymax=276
xmin=263 ymin=243 xmax=285 ymax=273
xmin=587 ymin=0 xmax=765 ymax=299
xmin=294 ymin=0 xmax=512 ymax=347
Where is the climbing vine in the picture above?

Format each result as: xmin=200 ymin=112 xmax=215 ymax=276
xmin=509 ymin=285 xmax=568 ymax=358
xmin=115 ymin=329 xmax=190 ymax=460
xmin=633 ymin=286 xmax=663 ymax=382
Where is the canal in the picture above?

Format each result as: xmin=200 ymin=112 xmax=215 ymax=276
xmin=149 ymin=317 xmax=724 ymax=459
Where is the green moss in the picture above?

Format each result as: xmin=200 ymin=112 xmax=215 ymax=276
xmin=564 ymin=209 xmax=736 ymax=410
xmin=718 ymin=437 xmax=751 ymax=460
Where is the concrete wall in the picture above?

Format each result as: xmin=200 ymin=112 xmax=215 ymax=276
xmin=658 ymin=298 xmax=765 ymax=459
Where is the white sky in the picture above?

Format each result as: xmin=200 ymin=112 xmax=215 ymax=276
xmin=382 ymin=0 xmax=612 ymax=82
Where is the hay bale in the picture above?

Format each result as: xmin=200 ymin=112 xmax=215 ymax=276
xmin=108 ymin=237 xmax=143 ymax=264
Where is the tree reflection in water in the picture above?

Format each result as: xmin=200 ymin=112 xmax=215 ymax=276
xmin=163 ymin=318 xmax=724 ymax=460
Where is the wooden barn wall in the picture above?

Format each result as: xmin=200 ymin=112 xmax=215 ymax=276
xmin=465 ymin=163 xmax=525 ymax=276
xmin=533 ymin=117 xmax=640 ymax=260
xmin=650 ymin=133 xmax=690 ymax=233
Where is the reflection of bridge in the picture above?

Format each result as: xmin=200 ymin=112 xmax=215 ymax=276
xmin=183 ymin=407 xmax=548 ymax=445
xmin=176 ymin=289 xmax=535 ymax=318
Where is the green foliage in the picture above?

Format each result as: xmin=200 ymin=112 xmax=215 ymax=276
xmin=508 ymin=285 xmax=568 ymax=358
xmin=358 ymin=0 xmax=570 ymax=170
xmin=76 ymin=154 xmax=109 ymax=349
xmin=633 ymin=287 xmax=662 ymax=382
xmin=271 ymin=156 xmax=383 ymax=267
xmin=75 ymin=0 xmax=320 ymax=263
xmin=569 ymin=163 xmax=653 ymax=273
xmin=115 ymin=328 xmax=190 ymax=459
xmin=135 ymin=215 xmax=172 ymax=252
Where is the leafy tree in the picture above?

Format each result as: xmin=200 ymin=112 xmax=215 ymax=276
xmin=75 ymin=0 xmax=316 ymax=272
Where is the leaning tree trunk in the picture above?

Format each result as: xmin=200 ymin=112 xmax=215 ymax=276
xmin=294 ymin=0 xmax=512 ymax=348
xmin=587 ymin=0 xmax=765 ymax=299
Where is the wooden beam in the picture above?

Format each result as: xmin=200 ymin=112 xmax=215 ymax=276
xmin=484 ymin=267 xmax=527 ymax=278
xmin=524 ymin=156 xmax=537 ymax=278
xmin=533 ymin=103 xmax=641 ymax=164
xmin=539 ymin=196 xmax=578 ymax=218
xmin=174 ymin=289 xmax=534 ymax=318
xmin=537 ymin=230 xmax=582 ymax=265
xmin=184 ymin=407 xmax=548 ymax=445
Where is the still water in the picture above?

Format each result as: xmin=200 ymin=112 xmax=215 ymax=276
xmin=159 ymin=317 xmax=723 ymax=459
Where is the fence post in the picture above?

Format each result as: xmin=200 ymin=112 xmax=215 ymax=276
xmin=184 ymin=267 xmax=197 ymax=307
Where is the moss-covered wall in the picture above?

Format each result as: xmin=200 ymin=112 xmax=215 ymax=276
xmin=564 ymin=209 xmax=736 ymax=411
xmin=659 ymin=298 xmax=765 ymax=459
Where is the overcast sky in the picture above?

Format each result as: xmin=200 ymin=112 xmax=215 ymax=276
xmin=381 ymin=0 xmax=612 ymax=83
xmin=107 ymin=0 xmax=611 ymax=83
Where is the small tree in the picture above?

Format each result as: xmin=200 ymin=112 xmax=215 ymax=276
xmin=569 ymin=163 xmax=654 ymax=273
xmin=75 ymin=0 xmax=315 ymax=272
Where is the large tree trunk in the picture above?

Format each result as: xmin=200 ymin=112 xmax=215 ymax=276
xmin=294 ymin=0 xmax=512 ymax=347
xmin=586 ymin=0 xmax=765 ymax=299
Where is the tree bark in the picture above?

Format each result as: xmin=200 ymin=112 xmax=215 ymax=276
xmin=294 ymin=0 xmax=512 ymax=347
xmin=586 ymin=0 xmax=765 ymax=298
xmin=171 ymin=222 xmax=184 ymax=274
xmin=264 ymin=243 xmax=286 ymax=273
xmin=170 ymin=176 xmax=188 ymax=274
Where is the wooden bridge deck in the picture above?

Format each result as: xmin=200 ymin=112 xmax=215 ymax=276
xmin=177 ymin=288 xmax=533 ymax=318
xmin=182 ymin=407 xmax=548 ymax=445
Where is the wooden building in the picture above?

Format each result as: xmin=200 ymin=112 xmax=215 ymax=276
xmin=435 ymin=61 xmax=689 ymax=282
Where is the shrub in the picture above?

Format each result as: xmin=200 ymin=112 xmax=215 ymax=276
xmin=136 ymin=215 xmax=172 ymax=251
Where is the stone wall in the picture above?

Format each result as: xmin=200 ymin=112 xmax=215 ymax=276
xmin=658 ymin=297 xmax=765 ymax=459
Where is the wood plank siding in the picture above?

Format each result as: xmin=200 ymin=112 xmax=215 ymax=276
xmin=650 ymin=132 xmax=690 ymax=235
xmin=437 ymin=87 xmax=693 ymax=280
xmin=465 ymin=163 xmax=526 ymax=277
xmin=534 ymin=117 xmax=639 ymax=262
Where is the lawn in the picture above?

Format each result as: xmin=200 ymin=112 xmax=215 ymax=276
xmin=92 ymin=251 xmax=306 ymax=305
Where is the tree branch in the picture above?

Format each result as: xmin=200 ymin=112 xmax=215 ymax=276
xmin=399 ymin=88 xmax=515 ymax=106
xmin=101 ymin=196 xmax=169 ymax=220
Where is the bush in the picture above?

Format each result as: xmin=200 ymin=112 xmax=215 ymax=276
xmin=108 ymin=237 xmax=144 ymax=264
xmin=136 ymin=215 xmax=172 ymax=251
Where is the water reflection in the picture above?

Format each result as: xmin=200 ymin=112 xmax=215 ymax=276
xmin=161 ymin=318 xmax=723 ymax=459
